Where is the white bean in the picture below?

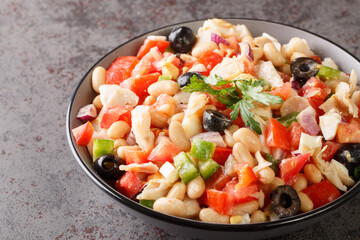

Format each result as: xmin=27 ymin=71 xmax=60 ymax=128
xmin=187 ymin=176 xmax=205 ymax=199
xmin=298 ymin=192 xmax=314 ymax=213
xmin=150 ymin=110 xmax=169 ymax=128
xmin=114 ymin=138 xmax=127 ymax=149
xmin=117 ymin=145 xmax=140 ymax=159
xmin=232 ymin=142 xmax=255 ymax=168
xmin=107 ymin=121 xmax=130 ymax=139
xmin=144 ymin=95 xmax=156 ymax=106
xmin=182 ymin=115 xmax=203 ymax=138
xmin=263 ymin=42 xmax=286 ymax=67
xmin=92 ymin=95 xmax=103 ymax=110
xmin=183 ymin=196 xmax=201 ymax=219
xmin=169 ymin=112 xmax=185 ymax=124
xmin=250 ymin=210 xmax=267 ymax=223
xmin=257 ymin=167 xmax=275 ymax=185
xmin=292 ymin=173 xmax=308 ymax=192
xmin=167 ymin=182 xmax=186 ymax=200
xmin=153 ymin=197 xmax=186 ymax=218
xmin=169 ymin=121 xmax=191 ymax=151
xmin=233 ymin=128 xmax=261 ymax=153
xmin=199 ymin=208 xmax=230 ymax=223
xmin=304 ymin=164 xmax=322 ymax=184
xmin=148 ymin=80 xmax=180 ymax=97
xmin=91 ymin=66 xmax=106 ymax=93
xmin=232 ymin=200 xmax=259 ymax=216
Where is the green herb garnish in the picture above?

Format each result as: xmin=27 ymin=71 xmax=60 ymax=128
xmin=266 ymin=153 xmax=280 ymax=175
xmin=183 ymin=75 xmax=283 ymax=134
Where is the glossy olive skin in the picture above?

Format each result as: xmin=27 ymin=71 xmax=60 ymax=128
xmin=168 ymin=26 xmax=196 ymax=53
xmin=334 ymin=143 xmax=360 ymax=176
xmin=94 ymin=154 xmax=125 ymax=180
xmin=202 ymin=109 xmax=232 ymax=132
xmin=177 ymin=72 xmax=202 ymax=87
xmin=290 ymin=57 xmax=320 ymax=85
xmin=271 ymin=185 xmax=300 ymax=218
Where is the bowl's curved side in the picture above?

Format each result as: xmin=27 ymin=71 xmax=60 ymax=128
xmin=66 ymin=18 xmax=360 ymax=240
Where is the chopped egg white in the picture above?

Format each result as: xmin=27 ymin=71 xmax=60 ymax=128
xmin=298 ymin=133 xmax=322 ymax=156
xmin=159 ymin=162 xmax=179 ymax=183
xmin=319 ymin=109 xmax=341 ymax=140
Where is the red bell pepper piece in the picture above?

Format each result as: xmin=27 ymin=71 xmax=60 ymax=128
xmin=234 ymin=163 xmax=257 ymax=187
xmin=321 ymin=141 xmax=339 ymax=162
xmin=136 ymin=39 xmax=170 ymax=59
xmin=302 ymin=180 xmax=341 ymax=209
xmin=211 ymin=147 xmax=233 ymax=165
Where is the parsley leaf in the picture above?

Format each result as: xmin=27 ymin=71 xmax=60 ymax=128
xmin=266 ymin=153 xmax=280 ymax=175
xmin=183 ymin=75 xmax=283 ymax=134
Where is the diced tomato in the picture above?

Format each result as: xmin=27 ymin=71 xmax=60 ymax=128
xmin=120 ymin=72 xmax=160 ymax=103
xmin=205 ymin=167 xmax=232 ymax=190
xmin=299 ymin=77 xmax=331 ymax=115
xmin=270 ymin=82 xmax=292 ymax=101
xmin=136 ymin=39 xmax=170 ymax=59
xmin=212 ymin=147 xmax=233 ymax=165
xmin=277 ymin=71 xmax=291 ymax=83
xmin=100 ymin=105 xmax=133 ymax=129
xmin=197 ymin=50 xmax=223 ymax=76
xmin=124 ymin=149 xmax=150 ymax=165
xmin=204 ymin=189 xmax=233 ymax=215
xmin=302 ymin=180 xmax=341 ymax=209
xmin=322 ymin=141 xmax=339 ymax=161
xmin=234 ymin=163 xmax=257 ymax=187
xmin=147 ymin=139 xmax=182 ymax=163
xmin=115 ymin=171 xmax=144 ymax=198
xmin=223 ymin=180 xmax=258 ymax=204
xmin=71 ymin=121 xmax=94 ymax=146
xmin=309 ymin=55 xmax=322 ymax=64
xmin=336 ymin=118 xmax=360 ymax=143
xmin=221 ymin=108 xmax=244 ymax=127
xmin=105 ymin=56 xmax=139 ymax=85
xmin=279 ymin=153 xmax=310 ymax=183
xmin=206 ymin=93 xmax=227 ymax=111
xmin=265 ymin=118 xmax=291 ymax=151
xmin=288 ymin=122 xmax=306 ymax=150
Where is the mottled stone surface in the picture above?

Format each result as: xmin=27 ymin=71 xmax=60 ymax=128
xmin=0 ymin=0 xmax=359 ymax=239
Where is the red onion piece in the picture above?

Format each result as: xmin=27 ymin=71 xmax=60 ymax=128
xmin=239 ymin=42 xmax=254 ymax=62
xmin=290 ymin=79 xmax=302 ymax=91
xmin=296 ymin=106 xmax=320 ymax=135
xmin=190 ymin=132 xmax=226 ymax=147
xmin=76 ymin=104 xmax=97 ymax=123
xmin=126 ymin=131 xmax=137 ymax=146
xmin=211 ymin=32 xmax=229 ymax=46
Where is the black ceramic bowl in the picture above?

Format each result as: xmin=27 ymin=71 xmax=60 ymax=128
xmin=66 ymin=19 xmax=360 ymax=240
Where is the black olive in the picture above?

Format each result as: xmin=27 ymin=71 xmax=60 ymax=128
xmin=271 ymin=185 xmax=300 ymax=218
xmin=290 ymin=57 xmax=320 ymax=86
xmin=94 ymin=154 xmax=125 ymax=180
xmin=177 ymin=72 xmax=202 ymax=88
xmin=168 ymin=26 xmax=196 ymax=53
xmin=202 ymin=109 xmax=232 ymax=132
xmin=334 ymin=143 xmax=360 ymax=177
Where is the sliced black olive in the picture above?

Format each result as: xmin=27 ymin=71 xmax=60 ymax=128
xmin=168 ymin=26 xmax=196 ymax=53
xmin=177 ymin=72 xmax=202 ymax=88
xmin=290 ymin=57 xmax=320 ymax=86
xmin=334 ymin=143 xmax=360 ymax=177
xmin=202 ymin=109 xmax=232 ymax=132
xmin=94 ymin=154 xmax=125 ymax=180
xmin=271 ymin=185 xmax=300 ymax=218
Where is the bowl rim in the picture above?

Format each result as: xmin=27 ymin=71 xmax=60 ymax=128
xmin=66 ymin=17 xmax=360 ymax=232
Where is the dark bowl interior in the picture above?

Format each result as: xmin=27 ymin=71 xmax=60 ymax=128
xmin=66 ymin=18 xmax=360 ymax=240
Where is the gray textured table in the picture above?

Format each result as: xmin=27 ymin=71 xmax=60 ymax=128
xmin=1 ymin=0 xmax=360 ymax=239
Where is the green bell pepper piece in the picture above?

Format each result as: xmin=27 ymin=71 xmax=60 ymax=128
xmin=139 ymin=199 xmax=155 ymax=209
xmin=158 ymin=75 xmax=172 ymax=81
xmin=198 ymin=158 xmax=219 ymax=180
xmin=277 ymin=112 xmax=300 ymax=128
xmin=190 ymin=138 xmax=216 ymax=160
xmin=93 ymin=139 xmax=114 ymax=161
xmin=173 ymin=152 xmax=199 ymax=183
xmin=317 ymin=66 xmax=340 ymax=80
